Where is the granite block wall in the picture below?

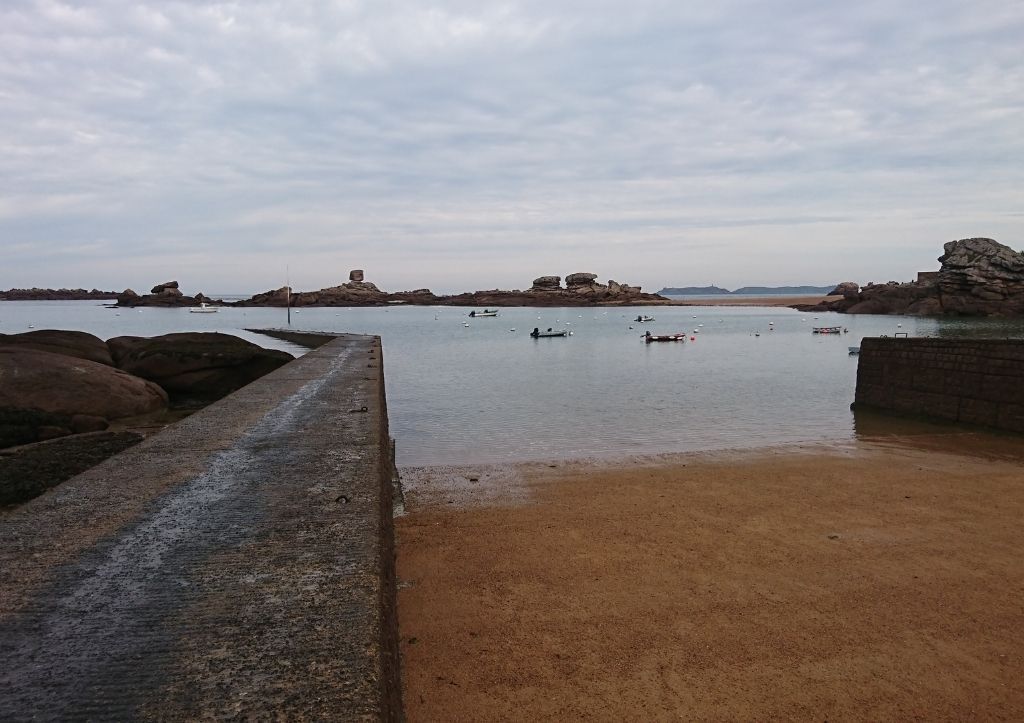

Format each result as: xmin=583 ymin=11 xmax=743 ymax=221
xmin=854 ymin=337 xmax=1024 ymax=432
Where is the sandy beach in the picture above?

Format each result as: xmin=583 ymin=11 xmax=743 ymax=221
xmin=396 ymin=435 xmax=1024 ymax=720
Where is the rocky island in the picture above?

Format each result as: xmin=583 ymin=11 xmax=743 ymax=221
xmin=116 ymin=270 xmax=667 ymax=308
xmin=0 ymin=288 xmax=118 ymax=301
xmin=795 ymin=237 xmax=1024 ymax=316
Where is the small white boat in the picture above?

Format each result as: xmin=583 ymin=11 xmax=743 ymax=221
xmin=812 ymin=326 xmax=843 ymax=334
xmin=189 ymin=302 xmax=218 ymax=313
xmin=635 ymin=315 xmax=655 ymax=323
xmin=469 ymin=309 xmax=499 ymax=317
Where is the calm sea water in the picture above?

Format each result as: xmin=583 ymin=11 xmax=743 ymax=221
xmin=3 ymin=301 xmax=1023 ymax=466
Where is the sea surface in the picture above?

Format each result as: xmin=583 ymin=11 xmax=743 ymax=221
xmin=3 ymin=300 xmax=1023 ymax=466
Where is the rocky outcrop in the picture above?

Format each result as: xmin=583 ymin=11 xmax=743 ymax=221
xmin=239 ymin=270 xmax=392 ymax=307
xmin=0 ymin=330 xmax=114 ymax=366
xmin=935 ymin=237 xmax=1024 ymax=315
xmin=108 ymin=332 xmax=293 ymax=401
xmin=0 ymin=288 xmax=118 ymax=301
xmin=0 ymin=348 xmax=168 ymax=448
xmin=794 ymin=238 xmax=1024 ymax=317
xmin=231 ymin=269 xmax=665 ymax=307
xmin=116 ymin=281 xmax=218 ymax=307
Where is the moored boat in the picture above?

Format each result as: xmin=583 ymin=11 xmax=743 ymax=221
xmin=189 ymin=302 xmax=218 ymax=313
xmin=644 ymin=331 xmax=686 ymax=343
xmin=469 ymin=309 xmax=499 ymax=317
xmin=812 ymin=326 xmax=844 ymax=334
xmin=635 ymin=315 xmax=655 ymax=322
xmin=530 ymin=327 xmax=569 ymax=338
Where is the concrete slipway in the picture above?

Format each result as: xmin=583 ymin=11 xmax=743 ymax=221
xmin=0 ymin=334 xmax=402 ymax=720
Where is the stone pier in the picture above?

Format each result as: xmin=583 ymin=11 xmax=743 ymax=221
xmin=0 ymin=334 xmax=402 ymax=720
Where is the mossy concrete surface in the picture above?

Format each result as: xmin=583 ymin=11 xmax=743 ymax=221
xmin=0 ymin=334 xmax=402 ymax=721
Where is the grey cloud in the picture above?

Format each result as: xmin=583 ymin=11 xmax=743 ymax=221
xmin=0 ymin=0 xmax=1021 ymax=293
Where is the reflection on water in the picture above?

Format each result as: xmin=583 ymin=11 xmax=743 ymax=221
xmin=1 ymin=300 xmax=1021 ymax=466
xmin=853 ymin=407 xmax=1024 ymax=461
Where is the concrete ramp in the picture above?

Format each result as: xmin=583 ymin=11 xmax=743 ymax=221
xmin=0 ymin=335 xmax=402 ymax=720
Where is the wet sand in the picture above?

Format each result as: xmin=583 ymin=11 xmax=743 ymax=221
xmin=396 ymin=438 xmax=1024 ymax=721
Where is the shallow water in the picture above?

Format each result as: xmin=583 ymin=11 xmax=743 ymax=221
xmin=2 ymin=301 xmax=1022 ymax=465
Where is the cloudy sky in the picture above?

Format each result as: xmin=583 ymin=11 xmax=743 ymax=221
xmin=2 ymin=0 xmax=1022 ymax=295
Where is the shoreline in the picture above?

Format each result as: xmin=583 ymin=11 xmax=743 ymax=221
xmin=396 ymin=436 xmax=1024 ymax=720
xmin=2 ymin=294 xmax=837 ymax=309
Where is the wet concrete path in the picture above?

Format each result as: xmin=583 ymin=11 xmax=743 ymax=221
xmin=0 ymin=335 xmax=401 ymax=720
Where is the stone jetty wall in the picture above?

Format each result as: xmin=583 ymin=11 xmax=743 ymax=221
xmin=855 ymin=337 xmax=1024 ymax=432
xmin=0 ymin=334 xmax=403 ymax=720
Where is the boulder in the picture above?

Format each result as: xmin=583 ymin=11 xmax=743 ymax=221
xmin=151 ymin=280 xmax=180 ymax=294
xmin=108 ymin=332 xmax=294 ymax=401
xmin=350 ymin=269 xmax=365 ymax=282
xmin=118 ymin=288 xmax=140 ymax=305
xmin=0 ymin=348 xmax=168 ymax=448
xmin=530 ymin=276 xmax=562 ymax=291
xmin=828 ymin=282 xmax=860 ymax=298
xmin=0 ymin=330 xmax=114 ymax=366
xmin=565 ymin=272 xmax=598 ymax=287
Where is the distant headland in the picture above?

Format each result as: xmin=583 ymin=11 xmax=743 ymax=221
xmin=658 ymin=285 xmax=836 ymax=296
xmin=0 ymin=288 xmax=118 ymax=301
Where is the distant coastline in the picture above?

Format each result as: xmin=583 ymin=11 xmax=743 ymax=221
xmin=0 ymin=288 xmax=118 ymax=301
xmin=658 ymin=285 xmax=836 ymax=296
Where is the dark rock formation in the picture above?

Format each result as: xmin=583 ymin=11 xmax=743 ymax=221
xmin=151 ymin=280 xmax=180 ymax=294
xmin=239 ymin=274 xmax=390 ymax=307
xmin=0 ymin=348 xmax=168 ymax=448
xmin=0 ymin=288 xmax=118 ymax=301
xmin=0 ymin=330 xmax=114 ymax=366
xmin=0 ymin=431 xmax=143 ymax=506
xmin=116 ymin=281 xmax=219 ymax=307
xmin=108 ymin=332 xmax=293 ymax=402
xmin=350 ymin=269 xmax=364 ymax=282
xmin=231 ymin=270 xmax=665 ymax=307
xmin=794 ymin=238 xmax=1024 ymax=317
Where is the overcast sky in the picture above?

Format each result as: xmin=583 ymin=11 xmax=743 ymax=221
xmin=2 ymin=0 xmax=1022 ymax=295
